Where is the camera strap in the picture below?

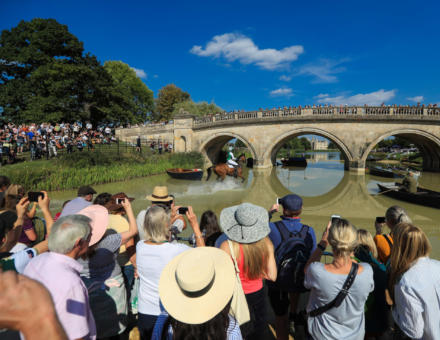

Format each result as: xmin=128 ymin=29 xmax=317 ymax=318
xmin=308 ymin=262 xmax=359 ymax=317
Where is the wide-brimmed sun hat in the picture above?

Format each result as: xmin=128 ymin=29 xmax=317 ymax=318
xmin=220 ymin=203 xmax=270 ymax=244
xmin=146 ymin=186 xmax=173 ymax=202
xmin=159 ymin=247 xmax=236 ymax=325
xmin=78 ymin=205 xmax=109 ymax=246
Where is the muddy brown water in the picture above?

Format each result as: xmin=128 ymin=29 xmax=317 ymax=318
xmin=49 ymin=152 xmax=440 ymax=258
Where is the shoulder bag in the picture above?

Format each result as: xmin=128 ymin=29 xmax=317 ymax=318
xmin=309 ymin=262 xmax=359 ymax=317
xmin=227 ymin=240 xmax=251 ymax=325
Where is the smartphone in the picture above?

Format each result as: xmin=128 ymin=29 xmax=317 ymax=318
xmin=375 ymin=216 xmax=386 ymax=224
xmin=28 ymin=192 xmax=44 ymax=202
xmin=331 ymin=214 xmax=341 ymax=224
xmin=116 ymin=198 xmax=125 ymax=204
xmin=178 ymin=207 xmax=189 ymax=215
xmin=276 ymin=198 xmax=280 ymax=205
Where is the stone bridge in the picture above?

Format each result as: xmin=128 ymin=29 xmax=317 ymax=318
xmin=116 ymin=106 xmax=440 ymax=173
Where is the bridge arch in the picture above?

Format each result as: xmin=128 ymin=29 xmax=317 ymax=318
xmin=199 ymin=132 xmax=257 ymax=165
xmin=361 ymin=129 xmax=440 ymax=171
xmin=262 ymin=127 xmax=354 ymax=169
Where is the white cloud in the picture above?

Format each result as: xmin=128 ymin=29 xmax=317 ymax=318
xmin=279 ymin=75 xmax=292 ymax=82
xmin=406 ymin=95 xmax=424 ymax=102
xmin=297 ymin=59 xmax=347 ymax=83
xmin=270 ymin=88 xmax=293 ymax=97
xmin=131 ymin=67 xmax=147 ymax=79
xmin=315 ymin=89 xmax=396 ymax=105
xmin=190 ymin=33 xmax=304 ymax=70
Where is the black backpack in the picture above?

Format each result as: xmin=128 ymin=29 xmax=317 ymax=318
xmin=273 ymin=221 xmax=312 ymax=292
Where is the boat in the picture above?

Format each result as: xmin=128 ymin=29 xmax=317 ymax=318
xmin=369 ymin=166 xmax=403 ymax=178
xmin=281 ymin=157 xmax=307 ymax=167
xmin=166 ymin=168 xmax=203 ymax=180
xmin=377 ymin=183 xmax=440 ymax=209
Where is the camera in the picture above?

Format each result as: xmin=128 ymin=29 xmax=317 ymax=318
xmin=331 ymin=214 xmax=341 ymax=224
xmin=28 ymin=192 xmax=44 ymax=202
xmin=375 ymin=216 xmax=386 ymax=224
xmin=116 ymin=198 xmax=125 ymax=204
xmin=178 ymin=207 xmax=188 ymax=215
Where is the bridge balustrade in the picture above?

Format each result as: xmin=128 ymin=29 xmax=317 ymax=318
xmin=427 ymin=108 xmax=440 ymax=116
xmin=313 ymin=107 xmax=335 ymax=115
xmin=262 ymin=110 xmax=280 ymax=118
xmin=237 ymin=111 xmax=258 ymax=119
xmin=394 ymin=107 xmax=423 ymax=115
xmin=280 ymin=108 xmax=301 ymax=116
xmin=365 ymin=107 xmax=390 ymax=115
xmin=194 ymin=116 xmax=213 ymax=125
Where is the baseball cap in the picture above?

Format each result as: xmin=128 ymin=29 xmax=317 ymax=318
xmin=279 ymin=194 xmax=303 ymax=211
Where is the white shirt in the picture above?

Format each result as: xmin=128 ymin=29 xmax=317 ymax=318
xmin=136 ymin=241 xmax=189 ymax=315
xmin=393 ymin=257 xmax=440 ymax=340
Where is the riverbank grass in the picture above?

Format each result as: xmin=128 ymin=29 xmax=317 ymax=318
xmin=2 ymin=151 xmax=204 ymax=191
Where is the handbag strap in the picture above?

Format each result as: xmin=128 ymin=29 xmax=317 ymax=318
xmin=309 ymin=262 xmax=359 ymax=317
xmin=227 ymin=240 xmax=241 ymax=276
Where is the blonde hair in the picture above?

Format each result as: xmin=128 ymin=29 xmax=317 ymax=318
xmin=356 ymin=229 xmax=378 ymax=259
xmin=3 ymin=184 xmax=25 ymax=211
xmin=143 ymin=206 xmax=170 ymax=243
xmin=388 ymin=223 xmax=431 ymax=301
xmin=231 ymin=237 xmax=269 ymax=280
xmin=328 ymin=218 xmax=358 ymax=258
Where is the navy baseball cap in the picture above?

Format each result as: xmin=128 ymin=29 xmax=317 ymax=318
xmin=280 ymin=194 xmax=303 ymax=211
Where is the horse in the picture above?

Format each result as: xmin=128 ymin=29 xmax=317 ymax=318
xmin=206 ymin=153 xmax=247 ymax=182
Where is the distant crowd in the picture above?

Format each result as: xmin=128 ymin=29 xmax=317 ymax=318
xmin=0 ymin=176 xmax=439 ymax=340
xmin=0 ymin=122 xmax=118 ymax=163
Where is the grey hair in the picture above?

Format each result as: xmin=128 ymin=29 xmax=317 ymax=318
xmin=48 ymin=215 xmax=92 ymax=254
xmin=143 ymin=205 xmax=170 ymax=243
xmin=385 ymin=206 xmax=412 ymax=229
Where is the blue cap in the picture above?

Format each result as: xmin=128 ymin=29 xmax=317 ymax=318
xmin=280 ymin=194 xmax=303 ymax=211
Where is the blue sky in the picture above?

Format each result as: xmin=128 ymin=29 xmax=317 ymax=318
xmin=1 ymin=0 xmax=439 ymax=111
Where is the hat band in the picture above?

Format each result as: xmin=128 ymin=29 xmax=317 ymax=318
xmin=152 ymin=194 xmax=171 ymax=199
xmin=177 ymin=272 xmax=216 ymax=298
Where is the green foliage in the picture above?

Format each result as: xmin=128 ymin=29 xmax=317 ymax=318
xmin=172 ymin=100 xmax=222 ymax=117
xmin=104 ymin=61 xmax=154 ymax=123
xmin=377 ymin=136 xmax=413 ymax=149
xmin=155 ymin=84 xmax=190 ymax=121
xmin=0 ymin=18 xmax=136 ymax=124
xmin=2 ymin=151 xmax=204 ymax=191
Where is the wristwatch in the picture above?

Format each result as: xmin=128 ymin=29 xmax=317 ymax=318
xmin=317 ymin=243 xmax=326 ymax=251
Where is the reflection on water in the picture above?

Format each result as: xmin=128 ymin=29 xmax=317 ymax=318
xmin=49 ymin=152 xmax=440 ymax=258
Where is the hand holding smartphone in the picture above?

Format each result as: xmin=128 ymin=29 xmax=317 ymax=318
xmin=28 ymin=192 xmax=44 ymax=203
xmin=178 ymin=207 xmax=189 ymax=215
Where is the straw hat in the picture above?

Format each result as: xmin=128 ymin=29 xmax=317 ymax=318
xmin=220 ymin=203 xmax=270 ymax=244
xmin=78 ymin=205 xmax=109 ymax=246
xmin=159 ymin=247 xmax=236 ymax=325
xmin=146 ymin=186 xmax=173 ymax=202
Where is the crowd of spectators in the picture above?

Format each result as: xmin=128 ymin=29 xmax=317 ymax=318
xmin=0 ymin=177 xmax=439 ymax=340
xmin=0 ymin=122 xmax=118 ymax=164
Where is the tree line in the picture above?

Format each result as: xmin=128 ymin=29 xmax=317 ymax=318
xmin=0 ymin=18 xmax=222 ymax=125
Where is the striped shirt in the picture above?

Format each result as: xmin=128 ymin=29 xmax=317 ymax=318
xmin=151 ymin=312 xmax=242 ymax=340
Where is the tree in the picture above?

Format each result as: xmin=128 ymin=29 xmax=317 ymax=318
xmin=0 ymin=18 xmax=135 ymax=124
xmin=155 ymin=84 xmax=190 ymax=121
xmin=172 ymin=100 xmax=222 ymax=117
xmin=104 ymin=61 xmax=154 ymax=122
xmin=299 ymin=137 xmax=311 ymax=150
xmin=328 ymin=141 xmax=338 ymax=150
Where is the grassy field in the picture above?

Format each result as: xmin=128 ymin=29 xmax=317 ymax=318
xmin=1 ymin=150 xmax=204 ymax=191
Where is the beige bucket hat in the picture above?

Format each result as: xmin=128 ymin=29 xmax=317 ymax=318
xmin=159 ymin=247 xmax=236 ymax=325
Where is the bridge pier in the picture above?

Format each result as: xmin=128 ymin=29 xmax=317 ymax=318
xmin=348 ymin=160 xmax=366 ymax=174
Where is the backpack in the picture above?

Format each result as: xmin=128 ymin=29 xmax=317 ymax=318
xmin=273 ymin=220 xmax=312 ymax=292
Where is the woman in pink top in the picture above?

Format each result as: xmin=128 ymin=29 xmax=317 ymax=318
xmin=220 ymin=203 xmax=277 ymax=340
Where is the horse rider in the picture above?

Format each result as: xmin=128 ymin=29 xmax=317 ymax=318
xmin=226 ymin=147 xmax=239 ymax=177
xmin=401 ymin=170 xmax=418 ymax=193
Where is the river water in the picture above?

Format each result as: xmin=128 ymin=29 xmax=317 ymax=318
xmin=50 ymin=152 xmax=440 ymax=258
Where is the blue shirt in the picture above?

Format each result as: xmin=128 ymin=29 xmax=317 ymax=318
xmin=215 ymin=233 xmax=228 ymax=248
xmin=268 ymin=216 xmax=317 ymax=251
xmin=152 ymin=311 xmax=242 ymax=340
xmin=393 ymin=257 xmax=440 ymax=340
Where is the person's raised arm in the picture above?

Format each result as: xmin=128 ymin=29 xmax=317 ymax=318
xmin=304 ymin=221 xmax=331 ymax=273
xmin=185 ymin=206 xmax=205 ymax=247
xmin=38 ymin=191 xmax=53 ymax=235
xmin=119 ymin=199 xmax=138 ymax=245
xmin=26 ymin=202 xmax=37 ymax=219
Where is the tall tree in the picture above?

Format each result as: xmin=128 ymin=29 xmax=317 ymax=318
xmin=172 ymin=100 xmax=222 ymax=117
xmin=0 ymin=18 xmax=133 ymax=124
xmin=104 ymin=61 xmax=154 ymax=122
xmin=155 ymin=84 xmax=190 ymax=121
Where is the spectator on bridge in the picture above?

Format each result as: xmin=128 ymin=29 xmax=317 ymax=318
xmin=23 ymin=214 xmax=97 ymax=340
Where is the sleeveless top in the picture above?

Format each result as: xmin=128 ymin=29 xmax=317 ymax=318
xmin=237 ymin=244 xmax=263 ymax=294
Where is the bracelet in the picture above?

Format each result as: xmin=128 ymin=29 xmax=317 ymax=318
xmin=194 ymin=234 xmax=204 ymax=239
xmin=317 ymin=243 xmax=326 ymax=251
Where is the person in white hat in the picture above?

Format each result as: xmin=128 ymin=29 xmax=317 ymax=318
xmin=151 ymin=247 xmax=242 ymax=340
xmin=219 ymin=203 xmax=277 ymax=340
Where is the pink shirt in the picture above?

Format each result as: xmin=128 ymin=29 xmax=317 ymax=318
xmin=237 ymin=244 xmax=263 ymax=294
xmin=24 ymin=252 xmax=96 ymax=340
